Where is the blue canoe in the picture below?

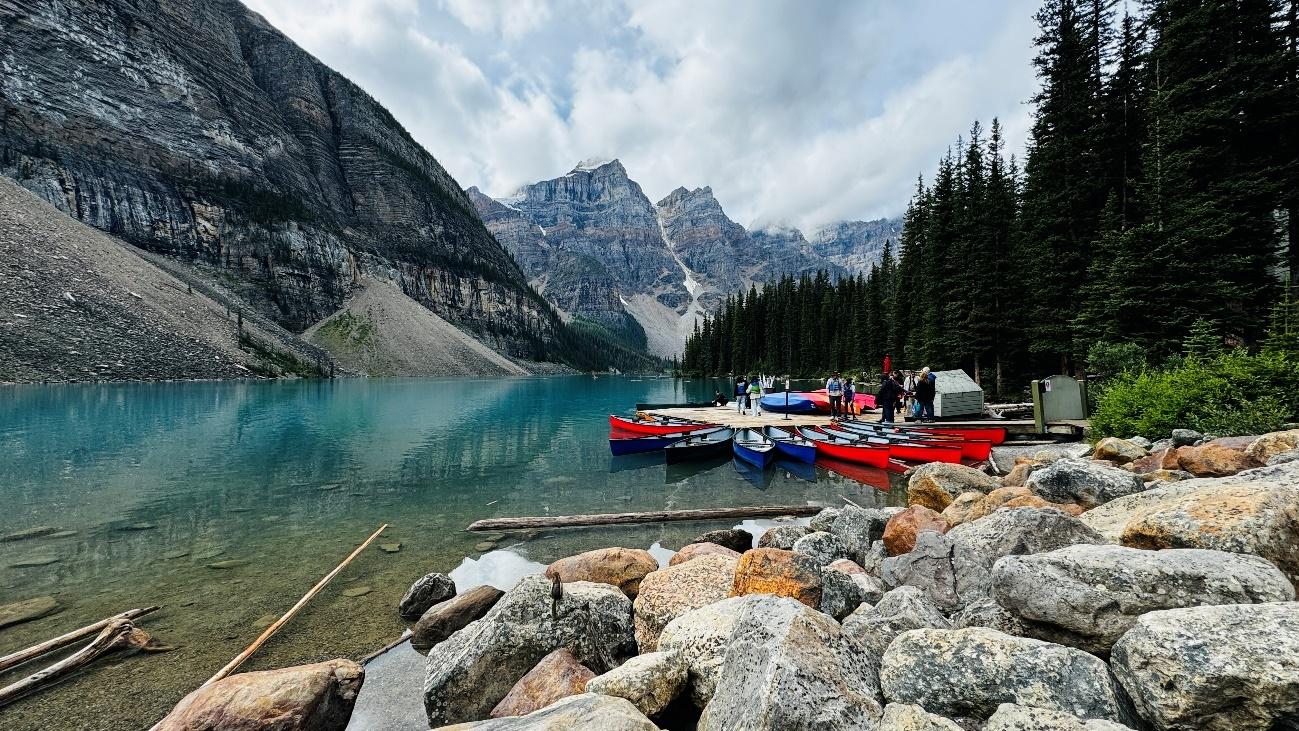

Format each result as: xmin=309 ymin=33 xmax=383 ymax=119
xmin=733 ymin=428 xmax=776 ymax=468
xmin=759 ymin=393 xmax=819 ymax=414
xmin=610 ymin=427 xmax=718 ymax=456
xmin=762 ymin=426 xmax=817 ymax=464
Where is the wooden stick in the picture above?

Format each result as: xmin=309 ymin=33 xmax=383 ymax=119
xmin=359 ymin=630 xmax=412 ymax=665
xmin=0 ymin=619 xmax=156 ymax=707
xmin=202 ymin=524 xmax=388 ymax=687
xmin=467 ymin=506 xmax=820 ymax=531
xmin=0 ymin=606 xmax=160 ymax=675
xmin=840 ymin=496 xmax=863 ymax=508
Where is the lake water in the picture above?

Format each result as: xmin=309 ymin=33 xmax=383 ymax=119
xmin=0 ymin=376 xmax=904 ymax=729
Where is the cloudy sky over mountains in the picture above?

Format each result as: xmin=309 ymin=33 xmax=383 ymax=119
xmin=244 ymin=0 xmax=1040 ymax=231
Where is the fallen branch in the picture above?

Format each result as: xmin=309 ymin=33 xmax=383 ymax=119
xmin=0 ymin=618 xmax=163 ymax=707
xmin=0 ymin=606 xmax=160 ymax=674
xmin=467 ymin=506 xmax=821 ymax=531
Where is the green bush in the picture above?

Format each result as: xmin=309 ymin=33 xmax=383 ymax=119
xmin=1091 ymin=351 xmax=1299 ymax=439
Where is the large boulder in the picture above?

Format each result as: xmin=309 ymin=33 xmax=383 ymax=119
xmin=545 ymin=547 xmax=658 ymax=598
xmin=489 ymin=649 xmax=594 ymax=718
xmin=423 ymin=576 xmax=636 ymax=727
xmin=1093 ymin=437 xmax=1148 ymax=465
xmin=908 ymin=463 xmax=1001 ymax=512
xmin=633 ymin=553 xmax=737 ymax=652
xmin=155 ymin=660 xmax=363 ymax=731
xmin=950 ymin=596 xmax=1028 ymax=636
xmin=879 ymin=628 xmax=1123 ymax=722
xmin=882 ymin=506 xmax=950 ymax=556
xmin=983 ymin=704 xmax=1136 ymax=731
xmin=1173 ymin=443 xmax=1262 ymax=477
xmin=938 ymin=491 xmax=985 ymax=527
xmin=809 ymin=507 xmax=842 ymax=533
xmin=1269 ymin=448 xmax=1299 ymax=466
xmin=399 ymin=572 xmax=456 ymax=620
xmin=668 ymin=542 xmax=739 ymax=566
xmin=584 ymin=650 xmax=686 ymax=718
xmin=411 ymin=585 xmax=504 ymax=654
xmin=729 ymin=548 xmax=822 ymax=608
xmin=1077 ymin=481 xmax=1205 ymax=541
xmin=1001 ymin=461 xmax=1045 ymax=488
xmin=957 ymin=486 xmax=1084 ymax=527
xmin=831 ymin=505 xmax=904 ymax=565
xmin=657 ymin=596 xmax=749 ymax=707
xmin=1246 ymin=429 xmax=1299 ymax=463
xmin=1111 ymin=602 xmax=1299 ymax=731
xmin=0 ymin=596 xmax=60 ymax=629
xmin=690 ymin=528 xmax=753 ymax=553
xmin=880 ymin=531 xmax=960 ymax=610
xmin=791 ymin=531 xmax=849 ymax=567
xmin=1027 ymin=460 xmax=1147 ymax=508
xmin=820 ymin=562 xmax=885 ymax=620
xmin=842 ymin=586 xmax=952 ymax=659
xmin=991 ymin=545 xmax=1294 ymax=653
xmin=757 ymin=524 xmax=811 ymax=549
xmin=1170 ymin=428 xmax=1203 ymax=447
xmin=697 ymin=596 xmax=884 ymax=730
xmin=438 ymin=694 xmax=657 ymax=730
xmin=877 ymin=703 xmax=963 ymax=730
xmin=1127 ymin=447 xmax=1182 ymax=476
xmin=991 ymin=443 xmax=1090 ymax=473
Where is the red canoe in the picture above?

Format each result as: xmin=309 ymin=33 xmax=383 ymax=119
xmin=832 ymin=421 xmax=993 ymax=461
xmin=908 ymin=426 xmax=1008 ymax=445
xmin=608 ymin=414 xmax=716 ymax=436
xmin=802 ymin=390 xmax=877 ymax=413
xmin=817 ymin=425 xmax=963 ymax=464
xmin=796 ymin=426 xmax=891 ymax=467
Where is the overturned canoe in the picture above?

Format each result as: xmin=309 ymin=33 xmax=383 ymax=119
xmin=758 ymin=393 xmax=819 ymax=414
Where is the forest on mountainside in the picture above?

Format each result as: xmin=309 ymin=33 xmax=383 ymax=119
xmin=680 ymin=0 xmax=1299 ymax=395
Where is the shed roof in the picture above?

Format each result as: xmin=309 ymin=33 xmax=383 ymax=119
xmin=932 ymin=369 xmax=981 ymax=394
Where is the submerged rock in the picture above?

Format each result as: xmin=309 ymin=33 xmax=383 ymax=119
xmin=411 ymin=585 xmax=504 ymax=654
xmin=8 ymin=555 xmax=60 ymax=568
xmin=155 ymin=659 xmax=363 ymax=731
xmin=545 ymin=547 xmax=658 ymax=598
xmin=584 ymin=650 xmax=686 ymax=717
xmin=205 ymin=559 xmax=250 ymax=569
xmin=489 ymin=649 xmax=594 ymax=719
xmin=399 ymin=572 xmax=457 ymax=620
xmin=341 ymin=586 xmax=372 ymax=598
xmin=377 ymin=542 xmax=401 ymax=553
xmin=729 ymin=548 xmax=822 ymax=608
xmin=0 ymin=596 xmax=61 ymax=629
xmin=0 ymin=526 xmax=59 ymax=542
xmin=633 ymin=553 xmax=737 ymax=652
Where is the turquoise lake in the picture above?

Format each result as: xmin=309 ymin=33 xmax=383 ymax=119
xmin=0 ymin=376 xmax=904 ymax=729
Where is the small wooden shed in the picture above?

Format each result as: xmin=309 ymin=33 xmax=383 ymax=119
xmin=932 ymin=369 xmax=984 ymax=418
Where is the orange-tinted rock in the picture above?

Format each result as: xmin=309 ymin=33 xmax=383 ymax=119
xmin=729 ymin=548 xmax=822 ymax=608
xmin=1245 ymin=430 xmax=1299 ymax=463
xmin=939 ymin=491 xmax=986 ymax=527
xmin=882 ymin=506 xmax=950 ymax=556
xmin=546 ymin=547 xmax=659 ymax=597
xmin=633 ymin=554 xmax=737 ymax=652
xmin=1129 ymin=447 xmax=1182 ymax=475
xmin=1092 ymin=437 xmax=1148 ymax=465
xmin=489 ymin=649 xmax=594 ymax=718
xmin=669 ymin=542 xmax=740 ymax=566
xmin=1174 ymin=444 xmax=1262 ymax=477
xmin=827 ymin=558 xmax=866 ymax=575
xmin=155 ymin=660 xmax=363 ymax=731
xmin=907 ymin=463 xmax=1001 ymax=512
xmin=1208 ymin=435 xmax=1257 ymax=451
xmin=1001 ymin=462 xmax=1040 ymax=487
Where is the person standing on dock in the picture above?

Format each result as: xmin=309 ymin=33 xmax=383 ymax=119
xmin=914 ymin=366 xmax=937 ymax=422
xmin=826 ymin=372 xmax=843 ymax=418
xmin=747 ymin=377 xmax=763 ymax=416
xmin=878 ymin=370 xmax=904 ymax=424
xmin=735 ymin=377 xmax=747 ymax=413
xmin=843 ymin=374 xmax=856 ymax=420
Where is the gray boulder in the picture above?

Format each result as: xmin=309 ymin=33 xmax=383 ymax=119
xmin=879 ymin=627 xmax=1123 ymax=722
xmin=437 ymin=693 xmax=658 ymax=730
xmin=820 ymin=563 xmax=885 ymax=621
xmin=880 ymin=531 xmax=960 ymax=611
xmin=991 ymin=444 xmax=1091 ymax=473
xmin=758 ymin=524 xmax=811 ymax=549
xmin=691 ymin=528 xmax=753 ymax=553
xmin=1111 ymin=602 xmax=1299 ymax=731
xmin=1128 ymin=436 xmax=1154 ymax=450
xmin=983 ymin=703 xmax=1136 ymax=731
xmin=792 ymin=530 xmax=850 ymax=567
xmin=809 ymin=507 xmax=842 ymax=533
xmin=831 ymin=506 xmax=903 ymax=565
xmin=1171 ymin=428 xmax=1203 ymax=447
xmin=842 ymin=586 xmax=952 ymax=660
xmin=992 ymin=545 xmax=1294 ymax=653
xmin=860 ymin=539 xmax=888 ymax=576
xmin=423 ymin=576 xmax=636 ymax=727
xmin=657 ymin=596 xmax=749 ymax=707
xmin=1150 ymin=438 xmax=1173 ymax=451
xmin=412 ymin=585 xmax=504 ymax=654
xmin=399 ymin=571 xmax=456 ymax=620
xmin=584 ymin=650 xmax=686 ymax=718
xmin=1026 ymin=459 xmax=1147 ymax=508
xmin=950 ymin=596 xmax=1028 ymax=636
xmin=1269 ymin=448 xmax=1299 ymax=466
xmin=698 ymin=596 xmax=884 ymax=730
xmin=877 ymin=703 xmax=963 ymax=730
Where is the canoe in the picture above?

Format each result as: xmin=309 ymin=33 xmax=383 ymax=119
xmin=830 ymin=421 xmax=993 ymax=461
xmin=609 ymin=414 xmax=715 ymax=436
xmin=758 ymin=393 xmax=819 ymax=414
xmin=796 ymin=426 xmax=891 ymax=468
xmin=609 ymin=427 xmax=720 ymax=456
xmin=762 ymin=426 xmax=817 ymax=464
xmin=665 ymin=428 xmax=735 ymax=464
xmin=817 ymin=425 xmax=963 ymax=464
xmin=733 ymin=428 xmax=776 ymax=468
xmin=805 ymin=389 xmax=876 ymax=412
xmin=909 ymin=425 xmax=1007 ymax=445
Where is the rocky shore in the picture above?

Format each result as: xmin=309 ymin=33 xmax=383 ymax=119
xmin=147 ymin=427 xmax=1299 ymax=730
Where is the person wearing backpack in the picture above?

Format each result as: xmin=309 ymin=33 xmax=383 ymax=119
xmin=826 ymin=372 xmax=843 ymax=418
xmin=843 ymin=374 xmax=857 ymax=420
xmin=914 ymin=366 xmax=937 ymax=422
xmin=878 ymin=371 xmax=904 ymax=424
xmin=735 ymin=377 xmax=747 ymax=413
xmin=747 ymin=377 xmax=763 ymax=417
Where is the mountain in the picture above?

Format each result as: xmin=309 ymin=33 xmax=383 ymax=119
xmin=810 ymin=218 xmax=903 ymax=274
xmin=0 ymin=0 xmax=571 ymax=373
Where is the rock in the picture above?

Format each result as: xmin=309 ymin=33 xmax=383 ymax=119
xmin=992 ymin=444 xmax=1091 ymax=473
xmin=1141 ymin=468 xmax=1194 ymax=483
xmin=831 ymin=505 xmax=904 ymax=565
xmin=757 ymin=524 xmax=811 ymax=549
xmin=690 ymin=528 xmax=753 ymax=553
xmin=908 ymin=463 xmax=1001 ymax=512
xmin=882 ymin=506 xmax=950 ymax=556
xmin=0 ymin=596 xmax=61 ymax=629
xmin=1093 ymin=437 xmax=1148 ymax=465
xmin=423 ymin=577 xmax=636 ymax=727
xmin=879 ymin=628 xmax=1123 ymax=722
xmin=438 ymin=694 xmax=657 ymax=730
xmin=206 ymin=559 xmax=250 ymax=569
xmin=377 ymin=542 xmax=401 ymax=553
xmin=939 ymin=491 xmax=986 ymax=526
xmin=809 ymin=507 xmax=842 ymax=532
xmin=880 ymin=531 xmax=960 ymax=610
xmin=877 ymin=703 xmax=963 ymax=730
xmin=1128 ymin=436 xmax=1153 ymax=450
xmin=950 ymin=596 xmax=1028 ymax=635
xmin=1248 ymin=429 xmax=1299 ymax=463
xmin=668 ymin=542 xmax=740 ymax=566
xmin=790 ymin=530 xmax=849 ymax=566
xmin=633 ymin=553 xmax=737 ymax=652
xmin=991 ymin=544 xmax=1294 ymax=653
xmin=1171 ymin=428 xmax=1204 ymax=447
xmin=1111 ymin=602 xmax=1299 ymax=731
xmin=1027 ymin=460 xmax=1147 ymax=508
xmin=399 ymin=572 xmax=457 ymax=621
xmin=828 ymin=557 xmax=867 ymax=574
xmin=955 ymin=486 xmax=1084 ymax=527
xmin=475 ymin=541 xmax=498 ymax=552
xmin=9 ymin=555 xmax=60 ymax=568
xmin=44 ymin=530 xmax=79 ymax=539
xmin=0 ymin=526 xmax=59 ymax=542
xmin=1001 ymin=461 xmax=1044 ymax=488
xmin=1270 ymin=448 xmax=1299 ymax=465
xmin=545 ymin=547 xmax=658 ymax=597
xmin=489 ymin=649 xmax=594 ymax=718
xmin=1174 ymin=443 xmax=1262 ymax=477
xmin=584 ymin=650 xmax=686 ymax=717
xmin=729 ymin=548 xmax=822 ymax=608
xmin=842 ymin=586 xmax=952 ymax=659
xmin=155 ymin=659 xmax=363 ymax=731
xmin=342 ymin=586 xmax=372 ymax=598
xmin=117 ymin=522 xmax=157 ymax=531
xmin=657 ymin=596 xmax=749 ymax=707
xmin=1150 ymin=438 xmax=1173 ymax=451
xmin=1207 ymin=435 xmax=1255 ymax=450
xmin=860 ymin=540 xmax=889 ymax=576
xmin=820 ymin=563 xmax=885 ymax=620
xmin=1127 ymin=447 xmax=1182 ymax=475
xmin=983 ymin=704 xmax=1136 ymax=731
xmin=411 ymin=584 xmax=505 ymax=653
xmin=697 ymin=596 xmax=884 ymax=730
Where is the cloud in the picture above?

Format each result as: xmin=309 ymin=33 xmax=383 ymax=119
xmin=241 ymin=0 xmax=1040 ymax=231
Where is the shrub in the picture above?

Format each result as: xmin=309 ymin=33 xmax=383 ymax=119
xmin=1091 ymin=350 xmax=1299 ymax=439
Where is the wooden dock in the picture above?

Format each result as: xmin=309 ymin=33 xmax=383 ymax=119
xmin=642 ymin=405 xmax=1086 ymax=437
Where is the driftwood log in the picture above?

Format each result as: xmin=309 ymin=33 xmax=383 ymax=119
xmin=0 ymin=606 xmax=160 ymax=675
xmin=0 ymin=618 xmax=166 ymax=707
xmin=467 ymin=505 xmax=822 ymax=531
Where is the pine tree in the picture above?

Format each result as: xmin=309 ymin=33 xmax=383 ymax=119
xmin=1182 ymin=317 xmax=1225 ymax=359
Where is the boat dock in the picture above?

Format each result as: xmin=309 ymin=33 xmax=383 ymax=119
xmin=642 ymin=405 xmax=1087 ymax=438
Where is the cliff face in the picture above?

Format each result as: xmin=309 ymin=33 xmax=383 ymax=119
xmin=0 ymin=0 xmax=560 ymax=359
xmin=810 ymin=218 xmax=903 ymax=274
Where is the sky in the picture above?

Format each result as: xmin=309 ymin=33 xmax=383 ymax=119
xmin=242 ymin=0 xmax=1042 ymax=232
